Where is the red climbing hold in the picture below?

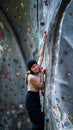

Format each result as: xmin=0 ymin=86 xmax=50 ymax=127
xmin=41 ymin=111 xmax=44 ymax=116
xmin=0 ymin=90 xmax=3 ymax=94
xmin=44 ymin=31 xmax=47 ymax=39
xmin=41 ymin=90 xmax=45 ymax=96
xmin=40 ymin=21 xmax=45 ymax=26
xmin=39 ymin=67 xmax=46 ymax=74
xmin=41 ymin=68 xmax=46 ymax=74
xmin=0 ymin=32 xmax=4 ymax=37
xmin=64 ymin=50 xmax=69 ymax=55
xmin=9 ymin=88 xmax=14 ymax=91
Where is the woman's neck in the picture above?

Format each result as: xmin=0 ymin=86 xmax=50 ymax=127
xmin=30 ymin=71 xmax=39 ymax=75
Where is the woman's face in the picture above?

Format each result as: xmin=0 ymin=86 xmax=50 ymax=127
xmin=31 ymin=64 xmax=40 ymax=74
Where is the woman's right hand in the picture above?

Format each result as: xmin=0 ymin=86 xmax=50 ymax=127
xmin=43 ymin=31 xmax=47 ymax=43
xmin=26 ymin=70 xmax=30 ymax=75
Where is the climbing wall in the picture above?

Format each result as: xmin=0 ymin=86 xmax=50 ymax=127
xmin=0 ymin=0 xmax=39 ymax=130
xmin=56 ymin=1 xmax=73 ymax=128
xmin=44 ymin=0 xmax=73 ymax=130
xmin=0 ymin=0 xmax=73 ymax=130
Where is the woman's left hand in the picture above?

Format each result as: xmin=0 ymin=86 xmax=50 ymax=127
xmin=39 ymin=67 xmax=46 ymax=74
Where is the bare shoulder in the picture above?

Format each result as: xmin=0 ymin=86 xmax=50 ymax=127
xmin=28 ymin=74 xmax=38 ymax=83
xmin=28 ymin=74 xmax=36 ymax=81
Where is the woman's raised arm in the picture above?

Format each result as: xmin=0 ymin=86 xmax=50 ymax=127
xmin=38 ymin=35 xmax=47 ymax=66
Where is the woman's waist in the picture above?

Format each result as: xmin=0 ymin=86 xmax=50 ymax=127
xmin=28 ymin=85 xmax=39 ymax=92
xmin=28 ymin=88 xmax=39 ymax=92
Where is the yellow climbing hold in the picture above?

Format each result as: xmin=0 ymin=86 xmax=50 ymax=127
xmin=68 ymin=115 xmax=73 ymax=120
xmin=24 ymin=12 xmax=27 ymax=16
xmin=27 ymin=28 xmax=30 ymax=32
xmin=57 ymin=107 xmax=61 ymax=118
xmin=0 ymin=21 xmax=4 ymax=29
xmin=18 ymin=16 xmax=22 ymax=19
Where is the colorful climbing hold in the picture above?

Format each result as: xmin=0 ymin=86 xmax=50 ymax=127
xmin=68 ymin=115 xmax=73 ymax=120
xmin=0 ymin=32 xmax=4 ymax=37
xmin=66 ymin=72 xmax=71 ymax=77
xmin=27 ymin=28 xmax=30 ymax=32
xmin=68 ymin=12 xmax=73 ymax=16
xmin=15 ymin=7 xmax=19 ymax=11
xmin=8 ymin=63 xmax=11 ymax=66
xmin=14 ymin=94 xmax=17 ymax=96
xmin=34 ymin=4 xmax=36 ymax=8
xmin=56 ymin=97 xmax=60 ymax=103
xmin=5 ymin=8 xmax=9 ymax=12
xmin=61 ymin=96 xmax=66 ymax=100
xmin=44 ymin=117 xmax=49 ymax=122
xmin=41 ymin=90 xmax=45 ymax=96
xmin=24 ymin=39 xmax=27 ymax=42
xmin=45 ymin=0 xmax=48 ymax=6
xmin=9 ymin=87 xmax=14 ymax=91
xmin=39 ymin=67 xmax=46 ymax=74
xmin=21 ymin=2 xmax=24 ymax=9
xmin=4 ymin=93 xmax=8 ymax=97
xmin=0 ymin=102 xmax=3 ymax=107
xmin=13 ymin=81 xmax=16 ymax=85
xmin=3 ymin=102 xmax=8 ymax=106
xmin=64 ymin=50 xmax=69 ymax=55
xmin=26 ymin=118 xmax=31 ymax=123
xmin=21 ymin=85 xmax=25 ymax=88
xmin=24 ymin=12 xmax=27 ymax=16
xmin=40 ymin=21 xmax=45 ymax=26
xmin=19 ymin=104 xmax=23 ymax=108
xmin=60 ymin=59 xmax=64 ymax=64
xmin=23 ymin=77 xmax=25 ymax=80
xmin=16 ymin=70 xmax=20 ymax=76
xmin=14 ymin=15 xmax=18 ymax=20
xmin=57 ymin=107 xmax=61 ymax=118
xmin=0 ymin=90 xmax=3 ymax=94
xmin=18 ymin=16 xmax=22 ymax=19
xmin=64 ymin=122 xmax=69 ymax=127
xmin=44 ymin=31 xmax=47 ymax=39
xmin=11 ymin=109 xmax=16 ymax=114
xmin=0 ymin=21 xmax=4 ymax=29
xmin=61 ymin=122 xmax=64 ymax=128
xmin=4 ymin=71 xmax=9 ymax=76
xmin=7 ymin=47 xmax=12 ymax=52
xmin=7 ymin=78 xmax=11 ymax=81
xmin=6 ymin=110 xmax=10 ymax=115
xmin=18 ymin=27 xmax=22 ymax=31
xmin=17 ymin=121 xmax=22 ymax=129
xmin=24 ymin=3 xmax=27 ymax=8
xmin=14 ymin=58 xmax=18 ymax=64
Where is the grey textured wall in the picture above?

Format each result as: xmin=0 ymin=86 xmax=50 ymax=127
xmin=44 ymin=0 xmax=73 ymax=130
xmin=0 ymin=0 xmax=38 ymax=129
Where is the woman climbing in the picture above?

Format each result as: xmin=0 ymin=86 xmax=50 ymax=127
xmin=25 ymin=33 xmax=47 ymax=130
